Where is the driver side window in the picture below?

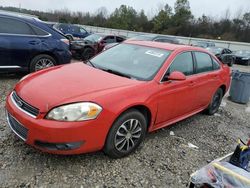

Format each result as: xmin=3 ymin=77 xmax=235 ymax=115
xmin=167 ymin=52 xmax=194 ymax=76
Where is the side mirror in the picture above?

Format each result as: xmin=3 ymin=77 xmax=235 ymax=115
xmin=168 ymin=71 xmax=186 ymax=81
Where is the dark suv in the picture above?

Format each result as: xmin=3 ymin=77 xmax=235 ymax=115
xmin=53 ymin=23 xmax=90 ymax=40
xmin=0 ymin=11 xmax=71 ymax=72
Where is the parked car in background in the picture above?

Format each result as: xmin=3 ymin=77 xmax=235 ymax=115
xmin=0 ymin=11 xmax=71 ymax=73
xmin=192 ymin=41 xmax=215 ymax=48
xmin=103 ymin=42 xmax=119 ymax=51
xmin=70 ymin=33 xmax=126 ymax=60
xmin=206 ymin=47 xmax=234 ymax=66
xmin=128 ymin=34 xmax=180 ymax=44
xmin=233 ymin=50 xmax=250 ymax=66
xmin=6 ymin=41 xmax=231 ymax=158
xmin=53 ymin=23 xmax=90 ymax=40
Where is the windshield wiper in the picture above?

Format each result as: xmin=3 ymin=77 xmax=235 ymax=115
xmin=86 ymin=60 xmax=96 ymax=68
xmin=102 ymin=69 xmax=132 ymax=79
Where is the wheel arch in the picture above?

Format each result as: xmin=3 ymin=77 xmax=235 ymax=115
xmin=219 ymin=84 xmax=227 ymax=96
xmin=114 ymin=104 xmax=153 ymax=132
xmin=28 ymin=52 xmax=59 ymax=72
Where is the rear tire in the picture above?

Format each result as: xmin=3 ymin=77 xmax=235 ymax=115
xmin=104 ymin=109 xmax=147 ymax=158
xmin=81 ymin=48 xmax=95 ymax=61
xmin=30 ymin=54 xmax=56 ymax=72
xmin=205 ymin=88 xmax=223 ymax=115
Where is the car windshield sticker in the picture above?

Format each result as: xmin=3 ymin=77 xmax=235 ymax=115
xmin=145 ymin=50 xmax=164 ymax=58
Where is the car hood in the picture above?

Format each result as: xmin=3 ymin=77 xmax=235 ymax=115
xmin=15 ymin=63 xmax=140 ymax=112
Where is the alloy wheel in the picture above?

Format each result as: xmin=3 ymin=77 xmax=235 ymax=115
xmin=114 ymin=119 xmax=142 ymax=152
xmin=35 ymin=58 xmax=55 ymax=71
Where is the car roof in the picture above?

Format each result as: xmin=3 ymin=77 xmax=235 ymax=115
xmin=0 ymin=10 xmax=38 ymax=21
xmin=131 ymin=34 xmax=177 ymax=39
xmin=124 ymin=40 xmax=205 ymax=51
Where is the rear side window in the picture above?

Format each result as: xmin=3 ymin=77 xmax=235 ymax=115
xmin=168 ymin=52 xmax=194 ymax=76
xmin=31 ymin=25 xmax=49 ymax=36
xmin=0 ymin=17 xmax=35 ymax=35
xmin=195 ymin=52 xmax=213 ymax=73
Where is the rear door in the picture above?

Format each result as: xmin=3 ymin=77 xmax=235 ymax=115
xmin=193 ymin=51 xmax=220 ymax=107
xmin=0 ymin=16 xmax=41 ymax=69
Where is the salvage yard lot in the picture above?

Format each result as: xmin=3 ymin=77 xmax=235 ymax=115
xmin=0 ymin=64 xmax=250 ymax=187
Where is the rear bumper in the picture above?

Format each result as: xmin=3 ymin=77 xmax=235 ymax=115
xmin=56 ymin=50 xmax=72 ymax=65
xmin=5 ymin=93 xmax=113 ymax=155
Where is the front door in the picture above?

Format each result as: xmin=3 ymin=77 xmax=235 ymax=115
xmin=156 ymin=52 xmax=198 ymax=125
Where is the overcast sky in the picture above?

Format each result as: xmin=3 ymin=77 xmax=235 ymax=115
xmin=1 ymin=0 xmax=249 ymax=18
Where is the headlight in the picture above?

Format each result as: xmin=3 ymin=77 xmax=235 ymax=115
xmin=46 ymin=102 xmax=102 ymax=121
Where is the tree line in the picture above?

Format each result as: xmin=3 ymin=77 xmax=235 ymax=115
xmin=1 ymin=0 xmax=250 ymax=42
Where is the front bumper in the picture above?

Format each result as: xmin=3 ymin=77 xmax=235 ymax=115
xmin=5 ymin=93 xmax=112 ymax=155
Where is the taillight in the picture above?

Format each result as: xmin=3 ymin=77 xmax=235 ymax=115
xmin=60 ymin=39 xmax=69 ymax=45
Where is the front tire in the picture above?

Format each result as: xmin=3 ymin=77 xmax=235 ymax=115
xmin=206 ymin=88 xmax=223 ymax=115
xmin=30 ymin=54 xmax=56 ymax=72
xmin=104 ymin=109 xmax=147 ymax=158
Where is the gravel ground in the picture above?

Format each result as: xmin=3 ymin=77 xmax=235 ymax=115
xmin=0 ymin=64 xmax=250 ymax=188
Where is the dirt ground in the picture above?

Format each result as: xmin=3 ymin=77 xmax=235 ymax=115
xmin=0 ymin=64 xmax=249 ymax=188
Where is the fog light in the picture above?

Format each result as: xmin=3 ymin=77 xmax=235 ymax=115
xmin=35 ymin=141 xmax=83 ymax=150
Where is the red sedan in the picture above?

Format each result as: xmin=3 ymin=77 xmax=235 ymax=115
xmin=5 ymin=41 xmax=231 ymax=158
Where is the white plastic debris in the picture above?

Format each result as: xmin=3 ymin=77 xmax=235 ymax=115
xmin=220 ymin=101 xmax=227 ymax=107
xmin=214 ymin=113 xmax=221 ymax=117
xmin=188 ymin=143 xmax=199 ymax=149
xmin=170 ymin=131 xmax=175 ymax=136
xmin=246 ymin=107 xmax=250 ymax=113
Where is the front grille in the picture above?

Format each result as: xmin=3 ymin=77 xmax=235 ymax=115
xmin=7 ymin=112 xmax=28 ymax=141
xmin=12 ymin=91 xmax=39 ymax=117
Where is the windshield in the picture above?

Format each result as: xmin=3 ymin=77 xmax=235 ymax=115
xmin=234 ymin=50 xmax=250 ymax=57
xmin=90 ymin=43 xmax=171 ymax=81
xmin=84 ymin=34 xmax=103 ymax=42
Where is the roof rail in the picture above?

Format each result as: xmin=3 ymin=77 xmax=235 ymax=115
xmin=0 ymin=10 xmax=38 ymax=18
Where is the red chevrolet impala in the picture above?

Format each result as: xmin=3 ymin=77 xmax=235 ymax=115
xmin=5 ymin=41 xmax=231 ymax=158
